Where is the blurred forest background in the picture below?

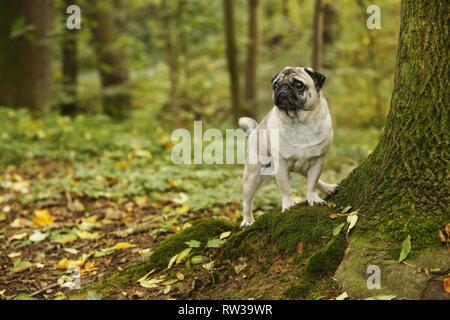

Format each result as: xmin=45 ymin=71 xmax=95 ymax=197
xmin=0 ymin=0 xmax=401 ymax=300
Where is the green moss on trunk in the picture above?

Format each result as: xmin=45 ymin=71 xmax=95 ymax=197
xmin=284 ymin=235 xmax=346 ymax=299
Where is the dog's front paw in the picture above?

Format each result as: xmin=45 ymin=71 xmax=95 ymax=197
xmin=281 ymin=198 xmax=296 ymax=212
xmin=240 ymin=219 xmax=254 ymax=229
xmin=307 ymin=192 xmax=327 ymax=206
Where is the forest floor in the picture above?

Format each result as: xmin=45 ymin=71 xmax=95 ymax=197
xmin=0 ymin=108 xmax=381 ymax=300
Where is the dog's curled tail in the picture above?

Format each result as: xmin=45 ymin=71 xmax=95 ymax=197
xmin=238 ymin=117 xmax=258 ymax=134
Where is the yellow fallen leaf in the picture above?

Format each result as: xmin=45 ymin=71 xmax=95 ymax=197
xmin=56 ymin=254 xmax=89 ymax=270
xmin=56 ymin=259 xmax=78 ymax=270
xmin=82 ymin=261 xmax=96 ymax=273
xmin=135 ymin=197 xmax=150 ymax=208
xmin=176 ymin=204 xmax=190 ymax=214
xmin=33 ymin=209 xmax=54 ymax=228
xmin=114 ymin=242 xmax=136 ymax=250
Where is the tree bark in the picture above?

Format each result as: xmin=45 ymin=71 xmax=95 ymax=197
xmin=89 ymin=0 xmax=130 ymax=119
xmin=162 ymin=1 xmax=181 ymax=126
xmin=312 ymin=0 xmax=324 ymax=70
xmin=281 ymin=0 xmax=289 ymax=19
xmin=332 ymin=0 xmax=450 ymax=244
xmin=223 ymin=0 xmax=243 ymax=123
xmin=356 ymin=0 xmax=384 ymax=124
xmin=177 ymin=0 xmax=192 ymax=116
xmin=244 ymin=0 xmax=261 ymax=117
xmin=0 ymin=0 xmax=54 ymax=111
xmin=61 ymin=0 xmax=78 ymax=116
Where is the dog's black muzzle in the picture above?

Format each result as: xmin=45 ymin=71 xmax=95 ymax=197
xmin=274 ymin=84 xmax=303 ymax=111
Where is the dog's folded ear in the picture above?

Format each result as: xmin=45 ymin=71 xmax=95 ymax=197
xmin=305 ymin=68 xmax=326 ymax=90
xmin=271 ymin=72 xmax=280 ymax=85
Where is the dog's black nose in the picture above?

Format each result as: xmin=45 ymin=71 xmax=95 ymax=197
xmin=279 ymin=92 xmax=288 ymax=102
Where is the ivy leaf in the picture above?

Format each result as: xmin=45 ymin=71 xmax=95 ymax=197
xmin=190 ymin=255 xmax=207 ymax=264
xmin=398 ymin=235 xmax=411 ymax=262
xmin=185 ymin=240 xmax=201 ymax=248
xmin=219 ymin=231 xmax=232 ymax=240
xmin=167 ymin=253 xmax=179 ymax=269
xmin=176 ymin=248 xmax=192 ymax=264
xmin=346 ymin=212 xmax=359 ymax=234
xmin=366 ymin=295 xmax=396 ymax=300
xmin=206 ymin=239 xmax=225 ymax=248
xmin=342 ymin=206 xmax=352 ymax=214
xmin=336 ymin=292 xmax=348 ymax=300
xmin=332 ymin=223 xmax=346 ymax=236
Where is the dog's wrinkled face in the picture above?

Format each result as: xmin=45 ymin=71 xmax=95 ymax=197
xmin=271 ymin=66 xmax=326 ymax=112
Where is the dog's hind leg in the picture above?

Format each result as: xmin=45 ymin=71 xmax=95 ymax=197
xmin=241 ymin=165 xmax=263 ymax=228
xmin=317 ymin=180 xmax=338 ymax=195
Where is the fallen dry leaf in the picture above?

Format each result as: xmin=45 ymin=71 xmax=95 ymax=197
xmin=33 ymin=209 xmax=54 ymax=228
xmin=82 ymin=261 xmax=96 ymax=273
xmin=12 ymin=260 xmax=32 ymax=273
xmin=438 ymin=229 xmax=447 ymax=243
xmin=329 ymin=213 xmax=338 ymax=220
xmin=56 ymin=254 xmax=89 ymax=270
xmin=7 ymin=252 xmax=21 ymax=259
xmin=296 ymin=241 xmax=305 ymax=255
xmin=443 ymin=277 xmax=450 ymax=293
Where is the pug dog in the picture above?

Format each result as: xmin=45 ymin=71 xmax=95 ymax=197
xmin=238 ymin=66 xmax=338 ymax=228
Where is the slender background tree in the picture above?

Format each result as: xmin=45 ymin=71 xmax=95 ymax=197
xmin=244 ymin=0 xmax=261 ymax=117
xmin=89 ymin=0 xmax=130 ymax=119
xmin=61 ymin=0 xmax=79 ymax=115
xmin=312 ymin=0 xmax=324 ymax=70
xmin=223 ymin=0 xmax=243 ymax=122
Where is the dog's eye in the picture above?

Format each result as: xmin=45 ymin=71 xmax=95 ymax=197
xmin=294 ymin=81 xmax=305 ymax=90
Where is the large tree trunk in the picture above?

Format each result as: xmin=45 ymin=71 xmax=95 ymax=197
xmin=244 ymin=0 xmax=261 ymax=117
xmin=0 ymin=0 xmax=54 ymax=111
xmin=311 ymin=0 xmax=324 ymax=70
xmin=333 ymin=0 xmax=449 ymax=244
xmin=89 ymin=0 xmax=130 ymax=119
xmin=61 ymin=0 xmax=78 ymax=116
xmin=331 ymin=0 xmax=450 ymax=301
xmin=223 ymin=0 xmax=243 ymax=123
